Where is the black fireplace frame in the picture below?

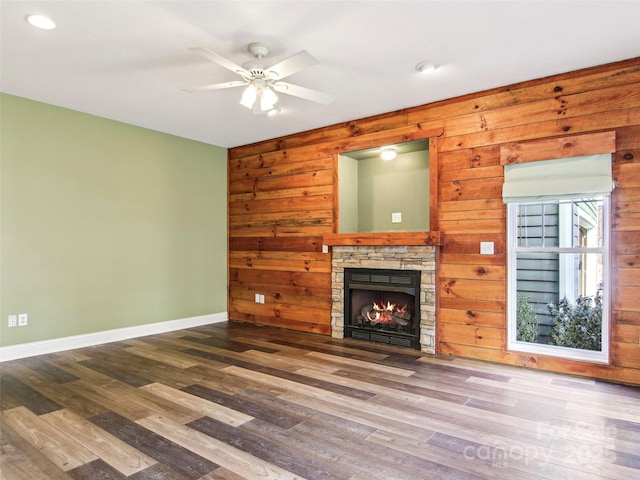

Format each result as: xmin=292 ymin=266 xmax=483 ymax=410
xmin=344 ymin=267 xmax=421 ymax=349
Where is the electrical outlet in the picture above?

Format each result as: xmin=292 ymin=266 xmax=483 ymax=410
xmin=480 ymin=242 xmax=494 ymax=255
xmin=322 ymin=244 xmax=329 ymax=254
xmin=8 ymin=315 xmax=17 ymax=327
xmin=18 ymin=313 xmax=28 ymax=327
xmin=259 ymin=294 xmax=265 ymax=304
xmin=255 ymin=293 xmax=261 ymax=303
xmin=392 ymin=212 xmax=402 ymax=223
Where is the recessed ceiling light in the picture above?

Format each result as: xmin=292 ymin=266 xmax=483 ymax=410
xmin=26 ymin=14 xmax=56 ymax=30
xmin=415 ymin=61 xmax=437 ymax=73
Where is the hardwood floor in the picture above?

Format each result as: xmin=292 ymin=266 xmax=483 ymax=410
xmin=1 ymin=321 xmax=639 ymax=480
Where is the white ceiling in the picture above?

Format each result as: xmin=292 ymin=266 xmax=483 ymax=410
xmin=2 ymin=1 xmax=639 ymax=148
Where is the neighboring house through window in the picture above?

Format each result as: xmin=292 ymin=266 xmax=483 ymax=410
xmin=503 ymin=152 xmax=614 ymax=363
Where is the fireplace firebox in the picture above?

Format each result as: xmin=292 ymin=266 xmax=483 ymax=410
xmin=344 ymin=268 xmax=421 ymax=349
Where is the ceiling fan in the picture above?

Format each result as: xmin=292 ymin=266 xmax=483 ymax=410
xmin=183 ymin=42 xmax=334 ymax=115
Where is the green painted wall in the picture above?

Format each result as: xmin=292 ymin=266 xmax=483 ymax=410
xmin=0 ymin=94 xmax=228 ymax=347
xmin=338 ymin=154 xmax=359 ymax=233
xmin=356 ymin=150 xmax=430 ymax=232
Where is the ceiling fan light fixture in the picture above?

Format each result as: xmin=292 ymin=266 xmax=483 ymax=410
xmin=240 ymin=84 xmax=258 ymax=108
xmin=381 ymin=148 xmax=397 ymax=161
xmin=185 ymin=42 xmax=332 ymax=115
xmin=260 ymin=87 xmax=278 ymax=111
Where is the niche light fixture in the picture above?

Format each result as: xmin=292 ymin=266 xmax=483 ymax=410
xmin=26 ymin=14 xmax=56 ymax=30
xmin=381 ymin=148 xmax=397 ymax=161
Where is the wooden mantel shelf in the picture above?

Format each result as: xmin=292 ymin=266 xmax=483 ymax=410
xmin=323 ymin=231 xmax=441 ymax=246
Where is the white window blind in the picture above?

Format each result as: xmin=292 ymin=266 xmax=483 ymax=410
xmin=502 ymin=154 xmax=613 ymax=203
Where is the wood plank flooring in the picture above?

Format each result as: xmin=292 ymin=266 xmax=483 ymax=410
xmin=1 ymin=321 xmax=639 ymax=480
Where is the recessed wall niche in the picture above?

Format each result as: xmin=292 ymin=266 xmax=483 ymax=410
xmin=338 ymin=139 xmax=429 ymax=233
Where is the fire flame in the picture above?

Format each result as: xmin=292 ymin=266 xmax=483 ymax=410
xmin=366 ymin=300 xmax=408 ymax=323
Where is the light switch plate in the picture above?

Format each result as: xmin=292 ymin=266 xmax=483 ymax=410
xmin=392 ymin=212 xmax=402 ymax=223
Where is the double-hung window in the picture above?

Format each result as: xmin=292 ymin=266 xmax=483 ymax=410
xmin=503 ymin=154 xmax=613 ymax=363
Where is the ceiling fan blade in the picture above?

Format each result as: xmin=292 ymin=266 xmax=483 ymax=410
xmin=182 ymin=81 xmax=246 ymax=93
xmin=266 ymin=50 xmax=318 ymax=80
xmin=273 ymin=82 xmax=335 ymax=105
xmin=189 ymin=47 xmax=249 ymax=76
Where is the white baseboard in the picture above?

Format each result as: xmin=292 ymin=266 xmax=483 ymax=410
xmin=0 ymin=312 xmax=227 ymax=362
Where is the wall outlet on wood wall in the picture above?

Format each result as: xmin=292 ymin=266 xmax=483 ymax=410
xmin=480 ymin=242 xmax=494 ymax=255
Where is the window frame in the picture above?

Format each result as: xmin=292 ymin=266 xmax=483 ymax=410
xmin=507 ymin=197 xmax=611 ymax=363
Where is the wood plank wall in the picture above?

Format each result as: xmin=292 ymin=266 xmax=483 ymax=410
xmin=228 ymin=58 xmax=640 ymax=384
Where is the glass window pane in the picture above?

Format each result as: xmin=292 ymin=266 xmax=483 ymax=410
xmin=515 ymin=251 xmax=603 ymax=351
xmin=516 ymin=251 xmax=558 ymax=344
xmin=574 ymin=199 xmax=604 ymax=248
xmin=516 ymin=203 xmax=559 ymax=247
xmin=516 ymin=199 xmax=603 ymax=248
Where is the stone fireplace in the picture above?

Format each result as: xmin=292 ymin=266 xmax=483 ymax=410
xmin=330 ymin=244 xmax=437 ymax=354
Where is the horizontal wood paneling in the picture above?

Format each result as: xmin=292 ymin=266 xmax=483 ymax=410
xmin=438 ymin=107 xmax=640 ymax=152
xmin=229 ymin=57 xmax=640 ymax=384
xmin=442 ymin=234 xmax=506 ymax=255
xmin=230 ymin=184 xmax=333 ymax=202
xmin=228 ymin=210 xmax=333 ymax=232
xmin=500 ymin=131 xmax=616 ymax=165
xmin=229 ymin=169 xmax=333 ymax=195
xmin=437 ymin=342 xmax=640 ymax=385
xmin=440 ymin=278 xmax=506 ymax=302
xmin=439 ymin=307 xmax=505 ymax=328
xmin=228 ymin=236 xmax=325 ymax=252
xmin=612 ymin=309 xmax=640 ymax=325
xmin=439 ymin=297 xmax=505 ymax=314
xmin=612 ymin=286 xmax=640 ymax=311
xmin=406 ymin=62 xmax=640 ymax=125
xmin=438 ymin=176 xmax=503 ymax=202
xmin=439 ymin=264 xmax=506 ymax=281
xmin=438 ymin=323 xmax=505 ymax=349
xmin=230 ymin=269 xmax=330 ymax=290
xmin=228 ymin=194 xmax=332 ymax=216
xmin=613 ymin=266 xmax=640 ymax=286
xmin=229 ymin=251 xmax=331 ymax=272
xmin=228 ymin=156 xmax=334 ymax=182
